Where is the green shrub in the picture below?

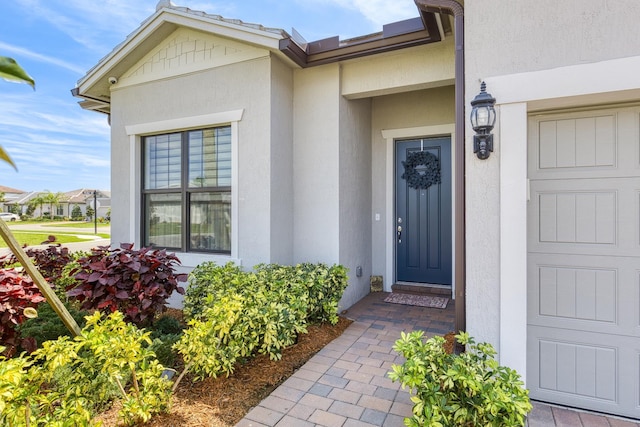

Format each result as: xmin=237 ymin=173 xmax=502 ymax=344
xmin=148 ymin=315 xmax=184 ymax=368
xmin=185 ymin=262 xmax=348 ymax=325
xmin=0 ymin=311 xmax=172 ymax=426
xmin=149 ymin=334 xmax=181 ymax=368
xmin=183 ymin=261 xmax=243 ymax=320
xmin=389 ymin=331 xmax=532 ymax=427
xmin=174 ymin=294 xmax=246 ymax=380
xmin=175 ymin=261 xmax=348 ymax=382
xmin=151 ymin=315 xmax=184 ymax=337
xmin=36 ymin=311 xmax=171 ymax=425
xmin=17 ymin=301 xmax=88 ymax=351
xmin=71 ymin=204 xmax=83 ymax=220
xmin=176 ymin=290 xmax=307 ymax=381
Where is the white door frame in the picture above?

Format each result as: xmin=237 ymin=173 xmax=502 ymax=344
xmin=381 ymin=124 xmax=456 ymax=295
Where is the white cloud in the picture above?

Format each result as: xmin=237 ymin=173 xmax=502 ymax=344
xmin=14 ymin=0 xmax=154 ymax=53
xmin=308 ymin=0 xmax=417 ymax=28
xmin=0 ymin=96 xmax=110 ymax=138
xmin=0 ymin=42 xmax=85 ymax=75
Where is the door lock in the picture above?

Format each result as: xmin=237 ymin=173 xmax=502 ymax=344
xmin=397 ymin=225 xmax=402 ymax=243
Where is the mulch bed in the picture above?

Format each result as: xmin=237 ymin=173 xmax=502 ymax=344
xmin=97 ymin=315 xmax=353 ymax=427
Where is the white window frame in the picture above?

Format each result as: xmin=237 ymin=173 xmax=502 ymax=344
xmin=126 ymin=110 xmax=243 ymax=267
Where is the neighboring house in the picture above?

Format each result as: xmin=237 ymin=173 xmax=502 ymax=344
xmin=0 ymin=185 xmax=27 ymax=212
xmin=6 ymin=189 xmax=110 ymax=218
xmin=73 ymin=0 xmax=640 ymax=419
xmin=10 ymin=191 xmax=41 ymax=216
xmin=60 ymin=189 xmax=111 ymax=219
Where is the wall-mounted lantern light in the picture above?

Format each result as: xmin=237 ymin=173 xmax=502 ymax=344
xmin=470 ymin=81 xmax=496 ymax=160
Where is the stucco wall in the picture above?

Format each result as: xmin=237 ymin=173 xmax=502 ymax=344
xmin=269 ymin=56 xmax=294 ymax=265
xmin=292 ymin=65 xmax=341 ymax=264
xmin=109 ymin=56 xmax=279 ymax=268
xmin=370 ymin=86 xmax=455 ymax=287
xmin=465 ymin=0 xmax=640 ymax=78
xmin=341 ymin=40 xmax=455 ymax=99
xmin=338 ymin=96 xmax=372 ymax=310
xmin=464 ymin=0 xmax=640 ymax=353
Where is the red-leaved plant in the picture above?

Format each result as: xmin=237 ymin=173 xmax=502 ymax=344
xmin=67 ymin=243 xmax=187 ymax=326
xmin=0 ymin=269 xmax=45 ymax=356
xmin=0 ymin=244 xmax=72 ymax=282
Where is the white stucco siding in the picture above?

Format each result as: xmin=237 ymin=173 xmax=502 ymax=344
xmin=341 ymin=40 xmax=455 ymax=100
xmin=465 ymin=0 xmax=640 ymax=78
xmin=464 ymin=0 xmax=640 ymax=393
xmin=269 ymin=57 xmax=294 ymax=265
xmin=338 ymin=97 xmax=372 ymax=310
xmin=110 ymin=57 xmax=276 ymax=268
xmin=463 ymin=139 xmax=501 ymax=349
xmin=370 ymin=87 xmax=455 ymax=289
xmin=292 ymin=65 xmax=341 ymax=264
xmin=107 ymin=104 xmax=137 ymax=250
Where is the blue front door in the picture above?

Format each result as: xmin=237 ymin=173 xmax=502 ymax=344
xmin=395 ymin=137 xmax=452 ymax=285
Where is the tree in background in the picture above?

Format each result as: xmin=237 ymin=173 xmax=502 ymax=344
xmin=86 ymin=206 xmax=95 ymax=221
xmin=71 ymin=204 xmax=83 ymax=221
xmin=0 ymin=56 xmax=35 ymax=170
xmin=42 ymin=191 xmax=67 ymax=220
xmin=28 ymin=194 xmax=46 ymax=218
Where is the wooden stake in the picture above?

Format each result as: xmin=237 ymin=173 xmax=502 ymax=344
xmin=0 ymin=219 xmax=81 ymax=336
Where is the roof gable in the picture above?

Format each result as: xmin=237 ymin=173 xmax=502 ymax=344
xmin=119 ymin=27 xmax=269 ymax=88
xmin=74 ymin=3 xmax=287 ymax=112
xmin=0 ymin=185 xmax=26 ymax=194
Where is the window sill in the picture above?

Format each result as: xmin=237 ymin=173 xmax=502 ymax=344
xmin=174 ymin=252 xmax=240 ymax=269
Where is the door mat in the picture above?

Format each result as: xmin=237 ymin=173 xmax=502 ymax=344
xmin=384 ymin=293 xmax=449 ymax=309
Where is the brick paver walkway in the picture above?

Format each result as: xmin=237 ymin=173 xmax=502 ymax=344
xmin=236 ymin=292 xmax=640 ymax=427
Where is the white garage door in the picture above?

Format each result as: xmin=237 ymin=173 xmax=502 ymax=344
xmin=527 ymin=106 xmax=640 ymax=419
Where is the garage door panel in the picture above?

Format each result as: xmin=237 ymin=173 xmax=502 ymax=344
xmin=537 ymin=339 xmax=616 ymax=401
xmin=528 ymin=326 xmax=639 ymax=418
xmin=529 ymin=254 xmax=637 ymax=334
xmin=529 ymin=110 xmax=640 ymax=181
xmin=537 ymin=115 xmax=616 ymax=170
xmin=530 ymin=181 xmax=638 ymax=256
xmin=528 ymin=106 xmax=640 ymax=419
xmin=536 ymin=191 xmax=616 ymax=245
xmin=537 ymin=265 xmax=616 ymax=323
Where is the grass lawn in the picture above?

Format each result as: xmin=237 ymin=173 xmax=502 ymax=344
xmin=46 ymin=222 xmax=110 ymax=229
xmin=0 ymin=232 xmax=109 ymax=248
xmin=3 ymin=220 xmax=109 ymax=227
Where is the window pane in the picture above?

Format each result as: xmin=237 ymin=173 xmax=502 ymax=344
xmin=188 ymin=127 xmax=231 ymax=188
xmin=145 ymin=193 xmax=182 ymax=248
xmin=145 ymin=133 xmax=182 ymax=189
xmin=189 ymin=192 xmax=231 ymax=252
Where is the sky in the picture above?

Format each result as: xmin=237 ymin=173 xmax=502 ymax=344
xmin=0 ymin=0 xmax=419 ymax=193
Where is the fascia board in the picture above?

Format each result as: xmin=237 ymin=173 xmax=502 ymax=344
xmin=77 ymin=8 xmax=284 ymax=94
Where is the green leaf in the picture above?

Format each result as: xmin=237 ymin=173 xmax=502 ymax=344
xmin=0 ymin=145 xmax=17 ymax=170
xmin=0 ymin=56 xmax=35 ymax=89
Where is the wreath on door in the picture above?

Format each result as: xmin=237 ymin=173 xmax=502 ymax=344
xmin=401 ymin=151 xmax=441 ymax=190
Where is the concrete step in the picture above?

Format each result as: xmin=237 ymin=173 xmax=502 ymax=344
xmin=391 ymin=283 xmax=452 ymax=297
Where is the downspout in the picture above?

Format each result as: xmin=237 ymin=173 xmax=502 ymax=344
xmin=414 ymin=0 xmax=465 ymax=335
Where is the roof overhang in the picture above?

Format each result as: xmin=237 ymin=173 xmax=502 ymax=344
xmin=72 ymin=5 xmax=287 ymax=115
xmin=73 ymin=4 xmax=445 ymax=115
xmin=280 ymin=13 xmax=442 ymax=68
